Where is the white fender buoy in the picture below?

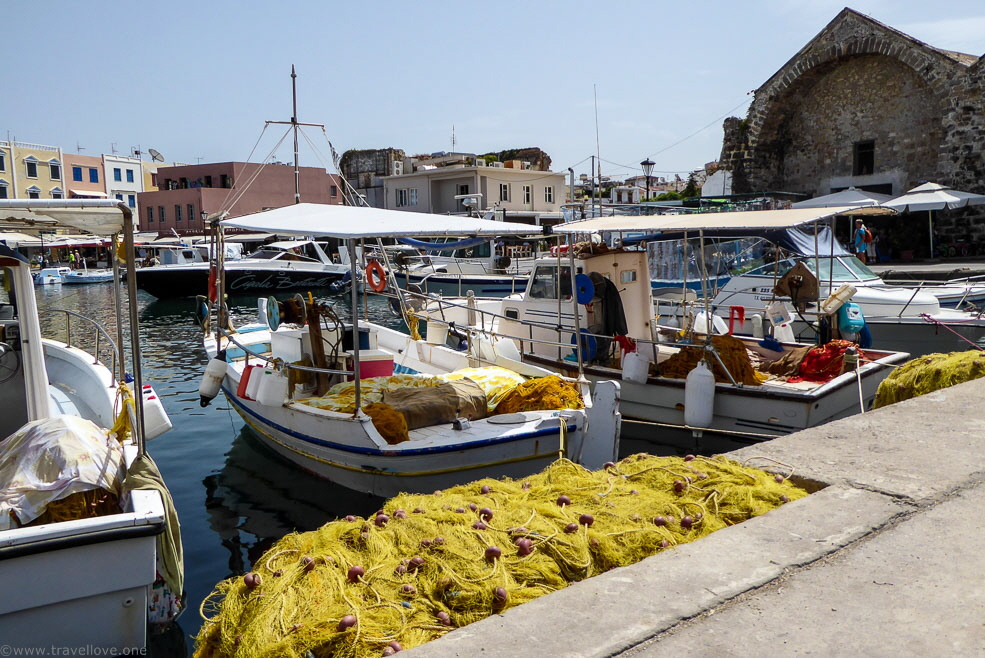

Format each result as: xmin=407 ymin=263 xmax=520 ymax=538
xmin=684 ymin=360 xmax=715 ymax=436
xmin=750 ymin=313 xmax=764 ymax=339
xmin=621 ymin=351 xmax=650 ymax=384
xmin=199 ymin=356 xmax=228 ymax=407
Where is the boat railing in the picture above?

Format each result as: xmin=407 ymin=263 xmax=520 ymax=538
xmin=400 ymin=290 xmax=746 ymax=387
xmin=215 ymin=327 xmax=354 ymax=379
xmin=43 ymin=308 xmax=120 ymax=380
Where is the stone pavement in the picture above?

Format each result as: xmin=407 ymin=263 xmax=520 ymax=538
xmin=407 ymin=377 xmax=985 ymax=657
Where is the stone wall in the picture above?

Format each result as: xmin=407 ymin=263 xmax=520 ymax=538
xmin=339 ymin=148 xmax=405 ymax=208
xmin=720 ymin=9 xmax=985 ymax=251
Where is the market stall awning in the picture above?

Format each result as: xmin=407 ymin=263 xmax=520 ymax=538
xmin=0 ymin=199 xmax=131 ymax=236
xmin=221 ymin=203 xmax=544 ymax=239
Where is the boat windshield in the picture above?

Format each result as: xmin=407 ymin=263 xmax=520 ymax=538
xmin=248 ymin=248 xmax=319 ymax=263
xmin=528 ymin=265 xmax=572 ymax=300
xmin=745 ymin=255 xmax=878 ymax=283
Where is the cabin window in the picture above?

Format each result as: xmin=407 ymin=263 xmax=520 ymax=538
xmin=454 ymin=242 xmax=490 ymax=259
xmin=853 ymin=140 xmax=874 ymax=176
xmin=620 ymin=270 xmax=637 ymax=284
xmin=528 ymin=265 xmax=572 ymax=300
xmin=505 ymin=308 xmax=519 ymax=320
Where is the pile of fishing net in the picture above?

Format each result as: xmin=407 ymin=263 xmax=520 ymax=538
xmin=874 ymin=349 xmax=985 ymax=408
xmin=656 ymin=334 xmax=768 ymax=385
xmin=194 ymin=454 xmax=806 ymax=658
xmin=495 ymin=375 xmax=583 ymax=414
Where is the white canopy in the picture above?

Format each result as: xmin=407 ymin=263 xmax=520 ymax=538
xmin=791 ymin=187 xmax=893 ymax=209
xmin=882 ymin=182 xmax=985 ymax=212
xmin=0 ymin=199 xmax=130 ymax=236
xmin=221 ymin=203 xmax=542 ymax=238
xmin=554 ymin=205 xmax=893 ymax=236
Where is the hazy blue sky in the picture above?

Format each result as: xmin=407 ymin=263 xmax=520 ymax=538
xmin=3 ymin=1 xmax=984 ymax=182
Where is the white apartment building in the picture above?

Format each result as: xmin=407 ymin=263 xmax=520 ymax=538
xmin=103 ymin=154 xmax=144 ymax=225
xmin=383 ymin=159 xmax=566 ymax=226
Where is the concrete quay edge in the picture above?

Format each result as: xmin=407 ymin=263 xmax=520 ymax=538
xmin=406 ymin=377 xmax=985 ymax=657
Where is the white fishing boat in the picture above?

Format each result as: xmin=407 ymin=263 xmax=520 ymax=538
xmin=0 ymin=199 xmax=181 ymax=649
xmin=198 ymin=203 xmax=621 ymax=498
xmin=33 ymin=266 xmax=71 ymax=285
xmin=60 ymin=260 xmax=115 ymax=285
xmin=417 ymin=206 xmax=911 ymax=443
xmin=388 ymin=237 xmax=533 ymax=298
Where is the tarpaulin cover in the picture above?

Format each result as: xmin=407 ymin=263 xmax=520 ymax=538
xmin=0 ymin=415 xmax=124 ymax=530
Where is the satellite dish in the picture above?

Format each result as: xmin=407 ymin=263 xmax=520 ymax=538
xmin=148 ymin=148 xmax=165 ymax=163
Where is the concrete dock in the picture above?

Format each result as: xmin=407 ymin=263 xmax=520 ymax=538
xmin=408 ymin=376 xmax=985 ymax=657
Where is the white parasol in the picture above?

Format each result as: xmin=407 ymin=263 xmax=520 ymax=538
xmin=791 ymin=187 xmax=893 ymax=209
xmin=882 ymin=182 xmax=985 ymax=258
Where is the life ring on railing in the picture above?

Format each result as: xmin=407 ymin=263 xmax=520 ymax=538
xmin=366 ymin=260 xmax=387 ymax=292
xmin=549 ymin=244 xmax=570 ymax=257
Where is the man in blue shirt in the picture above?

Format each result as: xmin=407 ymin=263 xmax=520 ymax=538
xmin=853 ymin=218 xmax=868 ymax=264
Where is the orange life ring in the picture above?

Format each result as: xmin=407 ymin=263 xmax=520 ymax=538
xmin=366 ymin=260 xmax=387 ymax=292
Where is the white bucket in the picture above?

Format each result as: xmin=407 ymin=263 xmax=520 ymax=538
xmin=255 ymin=370 xmax=289 ymax=407
xmin=426 ymin=321 xmax=449 ymax=345
xmin=621 ymin=351 xmax=650 ymax=384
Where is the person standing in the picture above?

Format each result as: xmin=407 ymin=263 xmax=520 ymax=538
xmin=67 ymin=249 xmax=76 ymax=269
xmin=853 ymin=218 xmax=868 ymax=265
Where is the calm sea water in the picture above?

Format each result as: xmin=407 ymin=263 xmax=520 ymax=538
xmin=33 ymin=284 xmax=393 ymax=655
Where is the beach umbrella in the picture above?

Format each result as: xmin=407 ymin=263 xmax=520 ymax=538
xmin=791 ymin=187 xmax=893 ymax=209
xmin=883 ymin=182 xmax=985 ymax=258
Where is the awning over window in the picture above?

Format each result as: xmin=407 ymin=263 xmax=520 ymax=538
xmin=70 ymin=189 xmax=108 ymax=198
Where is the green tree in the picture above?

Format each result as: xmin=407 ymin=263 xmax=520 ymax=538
xmin=656 ymin=191 xmax=683 ymax=201
xmin=681 ymin=173 xmax=700 ymax=198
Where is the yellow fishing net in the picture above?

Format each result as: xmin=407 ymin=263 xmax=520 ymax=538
xmin=495 ymin=375 xmax=583 ymax=414
xmin=435 ymin=367 xmax=528 ymax=412
xmin=194 ymin=454 xmax=805 ymax=658
xmin=362 ymin=403 xmax=409 ymax=445
xmin=873 ymin=349 xmax=985 ymax=408
xmin=657 ymin=335 xmax=768 ymax=386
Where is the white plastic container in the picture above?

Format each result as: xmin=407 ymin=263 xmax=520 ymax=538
xmin=198 ymin=357 xmax=227 ymax=406
xmin=257 ymin=297 xmax=269 ymax=327
xmin=426 ymin=320 xmax=449 ymax=345
xmin=140 ymin=384 xmax=173 ymax=440
xmin=255 ymin=370 xmax=289 ymax=407
xmin=750 ymin=313 xmax=764 ymax=339
xmin=693 ymin=312 xmax=728 ymax=335
xmin=766 ymin=301 xmax=793 ymax=326
xmin=684 ymin=360 xmax=715 ymax=432
xmin=621 ymin=351 xmax=650 ymax=384
xmin=773 ymin=322 xmax=795 ymax=343
xmin=271 ymin=329 xmax=305 ymax=363
xmin=820 ymin=284 xmax=857 ymax=315
xmin=245 ymin=367 xmax=270 ymax=400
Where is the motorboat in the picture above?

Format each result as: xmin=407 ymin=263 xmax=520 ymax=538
xmin=417 ymin=206 xmax=911 ymax=443
xmin=0 ymin=199 xmax=181 ymax=649
xmin=61 ymin=260 xmax=115 ymax=285
xmin=197 ymin=203 xmax=621 ymax=498
xmin=33 ymin=266 xmax=71 ymax=285
xmin=135 ymin=238 xmax=349 ymax=298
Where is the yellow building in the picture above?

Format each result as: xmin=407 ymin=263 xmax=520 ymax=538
xmin=0 ymin=141 xmax=12 ymax=199
xmin=7 ymin=141 xmax=65 ymax=200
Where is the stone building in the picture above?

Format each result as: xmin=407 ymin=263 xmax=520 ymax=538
xmin=719 ymin=8 xmax=985 ymax=251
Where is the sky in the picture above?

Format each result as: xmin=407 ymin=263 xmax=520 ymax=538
xmin=3 ymin=1 xmax=984 ymax=183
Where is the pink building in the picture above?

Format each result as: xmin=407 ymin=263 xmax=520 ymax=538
xmin=136 ymin=162 xmax=342 ymax=235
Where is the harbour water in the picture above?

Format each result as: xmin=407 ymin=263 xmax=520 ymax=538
xmin=34 ymin=284 xmax=391 ymax=655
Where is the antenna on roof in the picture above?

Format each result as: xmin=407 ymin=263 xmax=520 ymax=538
xmin=148 ymin=148 xmax=165 ymax=163
xmin=132 ymin=145 xmax=143 ymax=159
xmin=76 ymin=141 xmax=85 ymax=153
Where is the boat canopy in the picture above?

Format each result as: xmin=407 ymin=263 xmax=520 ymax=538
xmin=0 ymin=199 xmax=131 ymax=236
xmin=222 ymin=203 xmax=542 ymax=239
xmin=554 ymin=205 xmax=893 ymax=238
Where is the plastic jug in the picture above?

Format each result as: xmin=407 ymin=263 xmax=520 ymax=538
xmin=621 ymin=351 xmax=650 ymax=384
xmin=685 ymin=360 xmax=715 ymax=431
xmin=237 ymin=365 xmax=258 ymax=399
xmin=245 ymin=367 xmax=269 ymax=401
xmin=766 ymin=301 xmax=792 ymax=326
xmin=773 ymin=322 xmax=795 ymax=343
xmin=255 ymin=370 xmax=289 ymax=407
xmin=821 ymin=284 xmax=857 ymax=315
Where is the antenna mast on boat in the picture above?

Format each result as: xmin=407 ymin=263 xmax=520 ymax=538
xmin=266 ymin=65 xmax=325 ymax=204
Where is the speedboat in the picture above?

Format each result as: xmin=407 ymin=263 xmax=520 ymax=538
xmin=136 ymin=238 xmax=349 ymax=298
xmin=33 ymin=266 xmax=71 ymax=285
xmin=0 ymin=199 xmax=181 ymax=650
xmin=197 ymin=203 xmax=621 ymax=498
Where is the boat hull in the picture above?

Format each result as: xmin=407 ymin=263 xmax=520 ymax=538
xmin=136 ymin=265 xmax=344 ymax=298
xmin=394 ymin=271 xmax=527 ymax=298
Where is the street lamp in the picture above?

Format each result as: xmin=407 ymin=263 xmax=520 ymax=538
xmin=640 ymin=158 xmax=655 ymax=211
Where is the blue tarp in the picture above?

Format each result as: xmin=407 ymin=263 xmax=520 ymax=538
xmin=397 ymin=236 xmax=488 ymax=251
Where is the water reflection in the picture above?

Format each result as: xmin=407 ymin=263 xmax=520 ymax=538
xmin=203 ymin=426 xmax=383 ymax=576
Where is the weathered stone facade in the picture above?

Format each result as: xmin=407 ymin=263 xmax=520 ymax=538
xmin=339 ymin=148 xmax=406 ymax=208
xmin=720 ymin=8 xmax=985 ymax=251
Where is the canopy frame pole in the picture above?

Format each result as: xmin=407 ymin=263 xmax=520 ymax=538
xmin=349 ymin=237 xmax=361 ymax=416
xmin=120 ymin=203 xmax=146 ymax=457
xmin=111 ymin=232 xmax=125 ymax=386
xmin=567 ymin=234 xmax=585 ymax=381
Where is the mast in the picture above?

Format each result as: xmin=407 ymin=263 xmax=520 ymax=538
xmin=265 ymin=66 xmax=324 ymax=205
